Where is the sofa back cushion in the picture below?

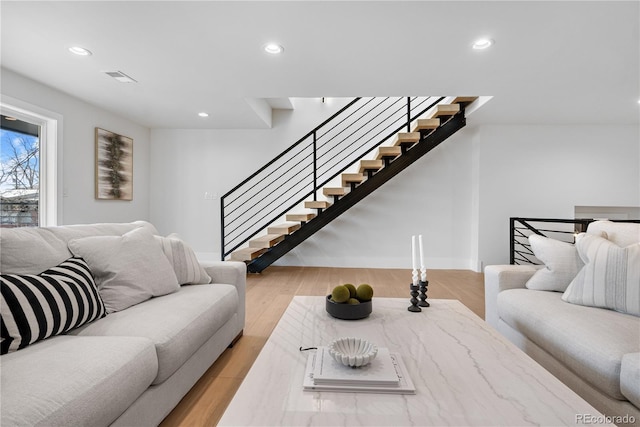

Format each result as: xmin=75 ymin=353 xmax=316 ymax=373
xmin=68 ymin=227 xmax=179 ymax=313
xmin=587 ymin=220 xmax=640 ymax=248
xmin=0 ymin=221 xmax=158 ymax=274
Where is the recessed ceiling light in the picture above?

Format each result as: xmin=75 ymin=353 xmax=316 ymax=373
xmin=472 ymin=38 xmax=494 ymax=50
xmin=264 ymin=43 xmax=284 ymax=54
xmin=68 ymin=46 xmax=92 ymax=56
xmin=198 ymin=112 xmax=209 ymax=118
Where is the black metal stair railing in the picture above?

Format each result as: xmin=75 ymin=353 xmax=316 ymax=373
xmin=220 ymin=96 xmax=446 ymax=260
xmin=510 ymin=217 xmax=640 ymax=264
xmin=248 ymin=109 xmax=467 ymax=273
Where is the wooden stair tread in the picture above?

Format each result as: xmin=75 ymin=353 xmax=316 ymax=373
xmin=286 ymin=213 xmax=316 ymax=222
xmin=267 ymin=222 xmax=301 ymax=235
xmin=341 ymin=173 xmax=364 ymax=186
xmin=359 ymin=159 xmax=384 ymax=174
xmin=230 ymin=247 xmax=267 ymax=262
xmin=412 ymin=118 xmax=440 ymax=132
xmin=427 ymin=103 xmax=460 ymax=119
xmin=376 ymin=146 xmax=402 ymax=160
xmin=451 ymin=96 xmax=478 ymax=104
xmin=393 ymin=132 xmax=421 ymax=146
xmin=305 ymin=201 xmax=331 ymax=209
xmin=249 ymin=234 xmax=285 ymax=249
xmin=323 ymin=187 xmax=346 ymax=196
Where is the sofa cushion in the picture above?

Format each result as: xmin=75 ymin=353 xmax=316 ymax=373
xmin=0 ymin=335 xmax=157 ymax=427
xmin=621 ymin=353 xmax=640 ymax=408
xmin=155 ymin=233 xmax=211 ymax=285
xmin=587 ymin=220 xmax=640 ymax=248
xmin=68 ymin=227 xmax=180 ymax=313
xmin=69 ymin=283 xmax=238 ymax=384
xmin=562 ymin=233 xmax=640 ymax=316
xmin=0 ymin=221 xmax=158 ymax=275
xmin=525 ymin=234 xmax=583 ymax=292
xmin=0 ymin=257 xmax=106 ymax=354
xmin=498 ymin=288 xmax=640 ymax=400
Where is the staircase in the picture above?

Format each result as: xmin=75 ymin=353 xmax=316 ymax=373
xmin=222 ymin=96 xmax=476 ymax=273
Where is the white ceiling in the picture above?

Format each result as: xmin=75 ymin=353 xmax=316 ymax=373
xmin=1 ymin=1 xmax=638 ymax=129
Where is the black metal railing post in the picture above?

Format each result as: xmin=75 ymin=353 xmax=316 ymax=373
xmin=509 ymin=217 xmax=515 ymax=265
xmin=406 ymin=97 xmax=411 ymax=132
xmin=220 ymin=197 xmax=226 ymax=260
xmin=313 ymin=131 xmax=317 ymax=201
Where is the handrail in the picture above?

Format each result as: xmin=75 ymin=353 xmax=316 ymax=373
xmin=221 ymin=96 xmax=446 ymax=259
xmin=221 ymin=97 xmax=362 ymax=200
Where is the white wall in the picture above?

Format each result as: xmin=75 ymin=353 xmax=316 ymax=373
xmin=5 ymin=70 xmax=637 ymax=270
xmin=151 ymin=117 xmax=639 ymax=272
xmin=276 ymin=127 xmax=476 ymax=269
xmin=150 ymin=96 xmax=477 ymax=269
xmin=149 ymin=98 xmax=353 ymax=255
xmin=476 ymin=124 xmax=640 ymax=267
xmin=1 ymin=68 xmax=151 ymax=224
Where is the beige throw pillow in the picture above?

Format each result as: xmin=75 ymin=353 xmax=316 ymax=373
xmin=68 ymin=227 xmax=179 ymax=313
xmin=525 ymin=234 xmax=583 ymax=292
xmin=562 ymin=233 xmax=640 ymax=317
xmin=155 ymin=234 xmax=211 ymax=285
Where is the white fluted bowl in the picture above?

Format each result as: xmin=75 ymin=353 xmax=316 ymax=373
xmin=328 ymin=337 xmax=378 ymax=367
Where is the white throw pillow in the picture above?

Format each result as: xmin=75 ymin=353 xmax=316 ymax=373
xmin=525 ymin=234 xmax=583 ymax=292
xmin=562 ymin=233 xmax=640 ymax=317
xmin=155 ymin=233 xmax=211 ymax=285
xmin=68 ymin=227 xmax=180 ymax=313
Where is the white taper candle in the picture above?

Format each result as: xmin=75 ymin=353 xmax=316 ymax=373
xmin=419 ymin=234 xmax=425 ymax=270
xmin=411 ymin=235 xmax=417 ymax=270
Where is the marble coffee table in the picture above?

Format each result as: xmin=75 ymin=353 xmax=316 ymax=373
xmin=219 ymin=296 xmax=609 ymax=426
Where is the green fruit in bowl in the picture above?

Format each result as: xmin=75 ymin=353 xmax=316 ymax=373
xmin=344 ymin=283 xmax=357 ymax=298
xmin=331 ymin=285 xmax=350 ymax=303
xmin=356 ymin=284 xmax=374 ymax=302
xmin=347 ymin=298 xmax=360 ymax=305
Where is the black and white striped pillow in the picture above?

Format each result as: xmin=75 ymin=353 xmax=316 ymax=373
xmin=1 ymin=257 xmax=106 ymax=354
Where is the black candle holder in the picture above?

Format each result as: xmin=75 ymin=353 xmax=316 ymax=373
xmin=408 ymin=283 xmax=422 ymax=312
xmin=418 ymin=280 xmax=430 ymax=307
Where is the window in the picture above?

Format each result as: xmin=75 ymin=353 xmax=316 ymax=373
xmin=0 ymin=115 xmax=40 ymax=227
xmin=0 ymin=99 xmax=60 ymax=227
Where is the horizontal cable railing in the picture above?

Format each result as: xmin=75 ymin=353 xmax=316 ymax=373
xmin=510 ymin=217 xmax=640 ymax=265
xmin=221 ymin=96 xmax=445 ymax=259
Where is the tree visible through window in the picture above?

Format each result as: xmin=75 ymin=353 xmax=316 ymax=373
xmin=0 ymin=115 xmax=40 ymax=227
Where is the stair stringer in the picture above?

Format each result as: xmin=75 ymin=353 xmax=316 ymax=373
xmin=246 ymin=110 xmax=467 ymax=273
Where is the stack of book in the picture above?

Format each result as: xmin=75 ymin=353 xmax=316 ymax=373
xmin=303 ymin=346 xmax=416 ymax=394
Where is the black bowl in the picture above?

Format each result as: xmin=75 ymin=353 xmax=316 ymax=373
xmin=326 ymin=295 xmax=372 ymax=320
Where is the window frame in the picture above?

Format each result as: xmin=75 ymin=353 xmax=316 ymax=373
xmin=1 ymin=96 xmax=63 ymax=226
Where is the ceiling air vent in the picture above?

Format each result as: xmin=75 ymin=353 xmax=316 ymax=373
xmin=104 ymin=71 xmax=137 ymax=83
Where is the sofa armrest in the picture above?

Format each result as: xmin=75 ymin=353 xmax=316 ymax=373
xmin=621 ymin=353 xmax=640 ymax=409
xmin=484 ymin=264 xmax=540 ymax=328
xmin=200 ymin=260 xmax=247 ymax=330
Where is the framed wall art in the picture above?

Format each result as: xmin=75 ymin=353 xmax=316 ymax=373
xmin=95 ymin=127 xmax=133 ymax=200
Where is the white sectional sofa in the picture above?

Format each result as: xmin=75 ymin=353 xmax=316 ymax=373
xmin=0 ymin=221 xmax=246 ymax=426
xmin=485 ymin=220 xmax=640 ymax=423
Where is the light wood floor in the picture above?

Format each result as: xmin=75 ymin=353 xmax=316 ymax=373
xmin=160 ymin=266 xmax=484 ymax=426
